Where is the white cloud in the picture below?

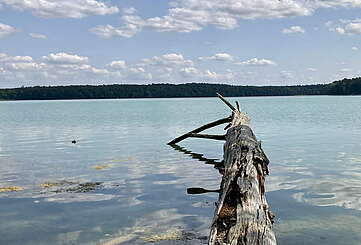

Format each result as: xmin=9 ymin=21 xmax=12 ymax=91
xmin=198 ymin=53 xmax=234 ymax=61
xmin=9 ymin=62 xmax=46 ymax=71
xmin=0 ymin=52 xmax=122 ymax=85
xmin=282 ymin=25 xmax=305 ymax=34
xmin=180 ymin=66 xmax=199 ymax=77
xmin=91 ymin=0 xmax=314 ymax=38
xmin=89 ymin=25 xmax=124 ymax=39
xmin=143 ymin=8 xmax=206 ymax=32
xmin=2 ymin=0 xmax=119 ymax=18
xmin=315 ymin=0 xmax=361 ymax=8
xmin=86 ymin=0 xmax=361 ymax=38
xmin=236 ymin=58 xmax=276 ymax=66
xmin=328 ymin=19 xmax=361 ymax=35
xmin=126 ymin=67 xmax=152 ymax=80
xmin=345 ymin=22 xmax=361 ymax=34
xmin=89 ymin=7 xmax=204 ymax=38
xmin=0 ymin=53 xmax=33 ymax=62
xmin=42 ymin=52 xmax=89 ymax=64
xmin=1 ymin=52 xmax=244 ymax=85
xmin=138 ymin=53 xmax=194 ymax=67
xmin=352 ymin=47 xmax=358 ymax=51
xmin=29 ymin=33 xmax=47 ymax=39
xmin=89 ymin=8 xmax=143 ymax=38
xmin=180 ymin=66 xmax=234 ymax=80
xmin=0 ymin=23 xmax=18 ymax=38
xmin=108 ymin=60 xmax=127 ymax=69
xmin=90 ymin=67 xmax=109 ymax=75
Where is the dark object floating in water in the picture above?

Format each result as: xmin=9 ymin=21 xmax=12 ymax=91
xmin=65 ymin=182 xmax=103 ymax=193
xmin=72 ymin=140 xmax=77 ymax=144
xmin=187 ymin=187 xmax=220 ymax=195
xmin=40 ymin=180 xmax=103 ymax=193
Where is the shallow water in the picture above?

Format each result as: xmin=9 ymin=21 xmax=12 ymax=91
xmin=0 ymin=96 xmax=361 ymax=244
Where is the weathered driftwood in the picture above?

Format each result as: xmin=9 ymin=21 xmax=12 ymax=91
xmin=208 ymin=117 xmax=276 ymax=244
xmin=168 ymin=116 xmax=231 ymax=145
xmin=187 ymin=133 xmax=226 ymax=141
xmin=169 ymin=94 xmax=276 ymax=245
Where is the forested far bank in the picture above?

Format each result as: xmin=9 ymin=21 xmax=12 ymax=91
xmin=0 ymin=77 xmax=361 ymax=100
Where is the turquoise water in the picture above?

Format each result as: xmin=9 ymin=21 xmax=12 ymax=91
xmin=0 ymin=96 xmax=361 ymax=244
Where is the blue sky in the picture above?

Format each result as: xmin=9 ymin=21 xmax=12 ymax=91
xmin=1 ymin=0 xmax=361 ymax=88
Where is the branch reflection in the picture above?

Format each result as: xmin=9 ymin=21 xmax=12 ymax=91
xmin=169 ymin=144 xmax=223 ymax=166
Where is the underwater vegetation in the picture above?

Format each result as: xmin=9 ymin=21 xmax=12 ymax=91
xmin=92 ymin=164 xmax=113 ymax=170
xmin=39 ymin=180 xmax=103 ymax=193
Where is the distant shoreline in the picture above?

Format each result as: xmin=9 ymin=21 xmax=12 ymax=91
xmin=0 ymin=77 xmax=360 ymax=101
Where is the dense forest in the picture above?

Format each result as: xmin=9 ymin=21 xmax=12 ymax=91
xmin=0 ymin=77 xmax=360 ymax=100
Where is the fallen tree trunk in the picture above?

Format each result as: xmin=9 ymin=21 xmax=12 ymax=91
xmin=209 ymin=126 xmax=276 ymax=245
xmin=169 ymin=94 xmax=276 ymax=245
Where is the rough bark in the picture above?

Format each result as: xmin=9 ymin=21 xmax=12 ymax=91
xmin=208 ymin=110 xmax=276 ymax=245
xmin=168 ymin=94 xmax=276 ymax=245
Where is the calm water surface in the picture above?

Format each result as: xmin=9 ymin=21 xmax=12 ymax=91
xmin=1 ymin=96 xmax=361 ymax=244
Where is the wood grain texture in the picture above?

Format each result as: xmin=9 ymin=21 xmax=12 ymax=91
xmin=208 ymin=110 xmax=276 ymax=245
xmin=167 ymin=94 xmax=276 ymax=245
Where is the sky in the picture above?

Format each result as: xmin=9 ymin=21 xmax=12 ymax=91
xmin=1 ymin=0 xmax=361 ymax=88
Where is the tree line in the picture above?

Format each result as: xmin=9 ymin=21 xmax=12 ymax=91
xmin=0 ymin=77 xmax=360 ymax=100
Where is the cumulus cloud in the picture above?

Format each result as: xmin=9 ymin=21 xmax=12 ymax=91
xmin=180 ymin=66 xmax=199 ymax=77
xmin=180 ymin=66 xmax=234 ymax=80
xmin=282 ymin=25 xmax=305 ymax=34
xmin=315 ymin=0 xmax=361 ymax=8
xmin=1 ymin=52 xmax=242 ymax=86
xmin=91 ymin=0 xmax=315 ymax=38
xmin=352 ymin=47 xmax=358 ymax=51
xmin=126 ymin=67 xmax=152 ymax=80
xmin=0 ymin=53 xmax=33 ymax=63
xmin=42 ymin=52 xmax=89 ymax=64
xmin=108 ymin=60 xmax=127 ymax=69
xmin=29 ymin=33 xmax=47 ymax=39
xmin=235 ymin=58 xmax=276 ymax=66
xmin=0 ymin=52 xmax=117 ymax=86
xmin=2 ymin=0 xmax=119 ymax=18
xmin=198 ymin=53 xmax=234 ymax=61
xmin=0 ymin=23 xmax=18 ymax=38
xmin=138 ymin=53 xmax=194 ymax=67
xmin=9 ymin=62 xmax=46 ymax=71
xmin=89 ymin=8 xmax=143 ymax=38
xmin=91 ymin=0 xmax=361 ymax=38
xmin=328 ymin=19 xmax=361 ymax=35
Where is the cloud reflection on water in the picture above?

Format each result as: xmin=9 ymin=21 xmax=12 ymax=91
xmin=268 ymin=158 xmax=361 ymax=211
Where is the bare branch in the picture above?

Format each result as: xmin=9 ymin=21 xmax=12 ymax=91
xmin=217 ymin=93 xmax=236 ymax=111
xmin=168 ymin=117 xmax=231 ymax=145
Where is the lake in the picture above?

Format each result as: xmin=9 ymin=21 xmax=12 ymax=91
xmin=1 ymin=96 xmax=361 ymax=245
